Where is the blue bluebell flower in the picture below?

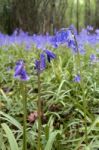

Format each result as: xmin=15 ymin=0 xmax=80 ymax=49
xmin=14 ymin=60 xmax=29 ymax=81
xmin=35 ymin=60 xmax=40 ymax=71
xmin=35 ymin=50 xmax=56 ymax=72
xmin=20 ymin=69 xmax=30 ymax=81
xmin=64 ymin=29 xmax=79 ymax=53
xmin=69 ymin=24 xmax=77 ymax=35
xmin=90 ymin=54 xmax=96 ymax=62
xmin=74 ymin=74 xmax=81 ymax=83
xmin=45 ymin=50 xmax=56 ymax=62
xmin=14 ymin=60 xmax=24 ymax=76
xmin=79 ymin=45 xmax=86 ymax=55
xmin=35 ymin=53 xmax=46 ymax=72
xmin=40 ymin=53 xmax=46 ymax=70
xmin=68 ymin=39 xmax=78 ymax=53
xmin=79 ymin=49 xmax=86 ymax=55
xmin=87 ymin=25 xmax=93 ymax=31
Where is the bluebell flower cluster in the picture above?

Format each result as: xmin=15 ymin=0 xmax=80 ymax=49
xmin=0 ymin=25 xmax=98 ymax=52
xmin=50 ymin=26 xmax=86 ymax=54
xmin=2 ymin=25 xmax=98 ymax=82
xmin=35 ymin=50 xmax=56 ymax=72
xmin=14 ymin=50 xmax=56 ymax=79
xmin=14 ymin=60 xmax=29 ymax=81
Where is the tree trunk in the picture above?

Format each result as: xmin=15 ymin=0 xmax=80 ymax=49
xmin=85 ymin=0 xmax=91 ymax=27
xmin=95 ymin=0 xmax=99 ymax=28
xmin=76 ymin=0 xmax=79 ymax=34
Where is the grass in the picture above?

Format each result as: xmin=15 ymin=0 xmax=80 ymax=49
xmin=0 ymin=38 xmax=99 ymax=150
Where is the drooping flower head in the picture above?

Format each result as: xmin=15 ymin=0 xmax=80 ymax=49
xmin=35 ymin=50 xmax=56 ymax=72
xmin=45 ymin=49 xmax=56 ymax=63
xmin=14 ymin=60 xmax=29 ymax=81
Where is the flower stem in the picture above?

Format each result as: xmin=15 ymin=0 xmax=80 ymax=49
xmin=82 ymin=87 xmax=88 ymax=144
xmin=22 ymin=83 xmax=27 ymax=150
xmin=37 ymin=61 xmax=42 ymax=150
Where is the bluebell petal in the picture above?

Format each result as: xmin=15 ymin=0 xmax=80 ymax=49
xmin=45 ymin=50 xmax=56 ymax=62
xmin=34 ymin=53 xmax=46 ymax=72
xmin=34 ymin=60 xmax=40 ymax=70
xmin=20 ymin=69 xmax=30 ymax=81
xmin=14 ymin=60 xmax=24 ymax=76
xmin=40 ymin=53 xmax=46 ymax=71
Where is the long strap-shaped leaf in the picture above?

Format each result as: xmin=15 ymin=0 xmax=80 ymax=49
xmin=44 ymin=130 xmax=61 ymax=150
xmin=1 ymin=123 xmax=19 ymax=150
xmin=0 ymin=111 xmax=22 ymax=130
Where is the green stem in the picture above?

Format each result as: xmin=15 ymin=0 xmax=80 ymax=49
xmin=22 ymin=83 xmax=27 ymax=150
xmin=37 ymin=62 xmax=42 ymax=150
xmin=82 ymin=88 xmax=88 ymax=144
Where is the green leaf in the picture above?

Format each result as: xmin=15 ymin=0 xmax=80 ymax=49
xmin=75 ymin=117 xmax=99 ymax=150
xmin=44 ymin=130 xmax=61 ymax=150
xmin=0 ymin=111 xmax=22 ymax=130
xmin=1 ymin=123 xmax=19 ymax=150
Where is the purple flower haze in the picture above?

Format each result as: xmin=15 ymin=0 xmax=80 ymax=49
xmin=14 ymin=60 xmax=29 ymax=81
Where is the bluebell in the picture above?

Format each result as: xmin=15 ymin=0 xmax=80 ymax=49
xmin=74 ymin=74 xmax=81 ymax=83
xmin=45 ymin=50 xmax=56 ymax=62
xmin=14 ymin=60 xmax=29 ymax=81
xmin=35 ymin=53 xmax=46 ymax=72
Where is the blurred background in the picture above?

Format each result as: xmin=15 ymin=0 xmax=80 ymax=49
xmin=0 ymin=0 xmax=99 ymax=34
